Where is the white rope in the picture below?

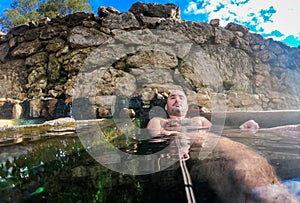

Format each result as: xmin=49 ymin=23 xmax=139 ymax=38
xmin=176 ymin=137 xmax=196 ymax=203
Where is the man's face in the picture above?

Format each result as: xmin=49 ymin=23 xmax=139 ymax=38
xmin=165 ymin=90 xmax=188 ymax=117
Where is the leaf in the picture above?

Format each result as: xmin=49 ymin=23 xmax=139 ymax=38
xmin=30 ymin=186 xmax=45 ymax=195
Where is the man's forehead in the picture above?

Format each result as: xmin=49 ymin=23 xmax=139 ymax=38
xmin=169 ymin=90 xmax=186 ymax=97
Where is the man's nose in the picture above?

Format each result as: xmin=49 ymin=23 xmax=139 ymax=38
xmin=174 ymin=96 xmax=181 ymax=102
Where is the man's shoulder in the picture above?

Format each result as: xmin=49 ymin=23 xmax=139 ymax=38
xmin=147 ymin=117 xmax=167 ymax=130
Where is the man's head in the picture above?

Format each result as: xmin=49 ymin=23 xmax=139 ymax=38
xmin=165 ymin=90 xmax=188 ymax=119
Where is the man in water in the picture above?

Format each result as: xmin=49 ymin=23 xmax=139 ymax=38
xmin=147 ymin=89 xmax=211 ymax=136
xmin=147 ymin=89 xmax=297 ymax=203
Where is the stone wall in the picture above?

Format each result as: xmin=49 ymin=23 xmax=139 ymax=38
xmin=0 ymin=2 xmax=299 ymax=119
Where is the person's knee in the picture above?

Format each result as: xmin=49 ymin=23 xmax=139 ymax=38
xmin=239 ymin=120 xmax=259 ymax=130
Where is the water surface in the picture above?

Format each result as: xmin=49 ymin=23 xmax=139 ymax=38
xmin=0 ymin=121 xmax=299 ymax=202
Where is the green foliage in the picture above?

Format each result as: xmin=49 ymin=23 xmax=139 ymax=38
xmin=0 ymin=0 xmax=92 ymax=32
xmin=103 ymin=126 xmax=118 ymax=141
xmin=93 ymin=174 xmax=113 ymax=203
xmin=39 ymin=0 xmax=92 ymax=18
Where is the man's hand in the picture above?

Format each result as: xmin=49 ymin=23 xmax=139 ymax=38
xmin=163 ymin=119 xmax=182 ymax=131
xmin=164 ymin=119 xmax=202 ymax=131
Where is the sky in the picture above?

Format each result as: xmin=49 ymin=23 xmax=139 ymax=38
xmin=0 ymin=0 xmax=299 ymax=47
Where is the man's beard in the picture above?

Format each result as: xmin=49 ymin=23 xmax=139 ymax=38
xmin=168 ymin=108 xmax=185 ymax=117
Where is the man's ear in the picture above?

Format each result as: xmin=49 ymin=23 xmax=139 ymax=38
xmin=165 ymin=104 xmax=168 ymax=111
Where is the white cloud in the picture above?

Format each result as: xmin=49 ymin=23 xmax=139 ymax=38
xmin=184 ymin=0 xmax=300 ymax=42
xmin=185 ymin=1 xmax=205 ymax=14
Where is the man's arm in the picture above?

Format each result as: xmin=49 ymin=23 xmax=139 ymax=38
xmin=191 ymin=116 xmax=212 ymax=129
xmin=240 ymin=120 xmax=300 ymax=133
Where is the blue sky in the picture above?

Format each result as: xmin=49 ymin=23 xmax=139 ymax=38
xmin=0 ymin=0 xmax=299 ymax=47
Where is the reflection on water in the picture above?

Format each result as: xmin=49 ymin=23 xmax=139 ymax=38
xmin=0 ymin=121 xmax=299 ymax=202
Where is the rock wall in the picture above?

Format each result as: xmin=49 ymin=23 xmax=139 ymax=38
xmin=0 ymin=2 xmax=299 ymax=119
